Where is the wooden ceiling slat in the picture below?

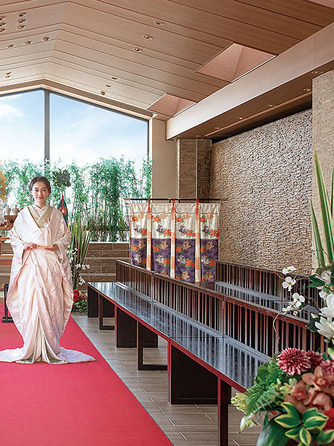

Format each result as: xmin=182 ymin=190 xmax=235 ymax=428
xmin=57 ymin=29 xmax=226 ymax=89
xmin=235 ymin=0 xmax=334 ymax=26
xmin=65 ymin=3 xmax=222 ymax=65
xmin=167 ymin=0 xmax=323 ymax=39
xmin=83 ymin=0 xmax=298 ymax=54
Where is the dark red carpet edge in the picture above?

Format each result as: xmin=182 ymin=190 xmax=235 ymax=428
xmin=0 ymin=305 xmax=172 ymax=446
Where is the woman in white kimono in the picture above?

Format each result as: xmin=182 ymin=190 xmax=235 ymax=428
xmin=0 ymin=177 xmax=95 ymax=364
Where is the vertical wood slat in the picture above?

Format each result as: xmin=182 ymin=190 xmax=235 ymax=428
xmin=116 ymin=260 xmax=325 ymax=356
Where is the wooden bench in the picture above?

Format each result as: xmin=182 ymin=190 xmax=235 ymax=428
xmin=87 ymin=260 xmax=324 ymax=446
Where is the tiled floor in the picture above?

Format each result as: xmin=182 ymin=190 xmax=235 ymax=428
xmin=72 ymin=313 xmax=262 ymax=446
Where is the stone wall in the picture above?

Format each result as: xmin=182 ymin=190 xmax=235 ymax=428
xmin=177 ymin=139 xmax=211 ymax=199
xmin=210 ymin=109 xmax=313 ymax=274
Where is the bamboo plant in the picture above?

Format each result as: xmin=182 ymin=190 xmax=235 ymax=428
xmin=68 ymin=219 xmax=91 ymax=289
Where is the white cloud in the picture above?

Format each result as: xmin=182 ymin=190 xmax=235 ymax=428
xmin=0 ymin=103 xmax=23 ymax=120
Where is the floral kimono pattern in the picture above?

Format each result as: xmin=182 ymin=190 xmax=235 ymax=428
xmin=151 ymin=204 xmax=171 ymax=276
xmin=129 ymin=203 xmax=147 ymax=268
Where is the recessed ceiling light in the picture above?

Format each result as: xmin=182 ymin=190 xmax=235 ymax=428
xmin=100 ymin=91 xmax=106 ymax=95
xmin=0 ymin=28 xmax=6 ymax=33
xmin=143 ymin=34 xmax=153 ymax=40
xmin=133 ymin=47 xmax=143 ymax=53
xmin=42 ymin=37 xmax=50 ymax=41
xmin=17 ymin=19 xmax=26 ymax=23
xmin=304 ymin=88 xmax=311 ymax=92
xmin=17 ymin=12 xmax=27 ymax=17
xmin=0 ymin=22 xmax=6 ymax=26
xmin=214 ymin=127 xmax=220 ymax=130
xmin=111 ymin=76 xmax=118 ymax=80
xmin=0 ymin=16 xmax=6 ymax=20
xmin=238 ymin=117 xmax=243 ymax=120
xmin=267 ymin=104 xmax=274 ymax=108
xmin=7 ymin=44 xmax=14 ymax=48
xmin=106 ymin=84 xmax=111 ymax=88
xmin=25 ymin=40 xmax=32 ymax=45
xmin=6 ymin=72 xmax=11 ymax=75
xmin=154 ymin=20 xmax=165 ymax=26
xmin=17 ymin=25 xmax=25 ymax=29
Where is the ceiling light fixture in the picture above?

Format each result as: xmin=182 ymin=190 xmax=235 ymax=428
xmin=0 ymin=16 xmax=6 ymax=20
xmin=133 ymin=47 xmax=143 ymax=53
xmin=42 ymin=37 xmax=50 ymax=41
xmin=0 ymin=22 xmax=6 ymax=26
xmin=106 ymin=84 xmax=111 ymax=87
xmin=266 ymin=104 xmax=274 ymax=108
xmin=154 ymin=20 xmax=165 ymax=26
xmin=7 ymin=44 xmax=14 ymax=48
xmin=100 ymin=91 xmax=106 ymax=95
xmin=25 ymin=40 xmax=32 ymax=45
xmin=143 ymin=34 xmax=153 ymax=40
xmin=17 ymin=25 xmax=25 ymax=29
xmin=111 ymin=76 xmax=118 ymax=80
xmin=17 ymin=19 xmax=26 ymax=23
xmin=304 ymin=88 xmax=311 ymax=92
xmin=17 ymin=12 xmax=27 ymax=17
xmin=238 ymin=117 xmax=243 ymax=120
xmin=0 ymin=28 xmax=5 ymax=33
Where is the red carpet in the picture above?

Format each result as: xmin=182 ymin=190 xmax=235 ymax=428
xmin=0 ymin=306 xmax=172 ymax=446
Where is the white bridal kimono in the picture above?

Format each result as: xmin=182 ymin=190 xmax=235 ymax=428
xmin=0 ymin=205 xmax=95 ymax=364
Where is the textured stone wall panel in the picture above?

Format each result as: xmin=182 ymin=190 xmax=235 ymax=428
xmin=210 ymin=110 xmax=313 ymax=274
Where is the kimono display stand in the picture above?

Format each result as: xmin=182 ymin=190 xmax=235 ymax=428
xmin=0 ymin=214 xmax=16 ymax=323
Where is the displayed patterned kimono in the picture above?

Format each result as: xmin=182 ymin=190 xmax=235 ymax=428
xmin=0 ymin=205 xmax=95 ymax=364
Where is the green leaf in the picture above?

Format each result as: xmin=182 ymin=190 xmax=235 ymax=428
xmin=306 ymin=316 xmax=321 ymax=333
xmin=328 ymin=347 xmax=334 ymax=360
xmin=302 ymin=408 xmax=328 ymax=431
xmin=299 ymin=427 xmax=312 ymax=445
xmin=275 ymin=414 xmax=300 ymax=429
xmin=316 ymin=429 xmax=334 ymax=444
xmin=286 ymin=426 xmax=302 ymax=440
xmin=314 ymin=151 xmax=334 ymax=264
xmin=311 ymin=201 xmax=326 ymax=268
xmin=256 ymin=419 xmax=291 ymax=446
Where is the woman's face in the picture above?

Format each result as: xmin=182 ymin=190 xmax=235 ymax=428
xmin=31 ymin=181 xmax=51 ymax=208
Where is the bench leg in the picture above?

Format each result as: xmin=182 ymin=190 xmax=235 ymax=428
xmin=168 ymin=342 xmax=217 ymax=404
xmin=137 ymin=322 xmax=167 ymax=370
xmin=98 ymin=294 xmax=115 ymax=330
xmin=116 ymin=307 xmax=137 ymax=348
xmin=218 ymin=379 xmax=231 ymax=446
xmin=87 ymin=285 xmax=98 ymax=317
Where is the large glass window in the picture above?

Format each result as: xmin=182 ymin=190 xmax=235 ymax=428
xmin=0 ymin=90 xmax=150 ymax=240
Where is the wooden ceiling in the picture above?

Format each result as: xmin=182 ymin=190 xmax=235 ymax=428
xmin=1 ymin=0 xmax=334 ymax=138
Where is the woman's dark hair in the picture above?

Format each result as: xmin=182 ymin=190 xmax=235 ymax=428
xmin=29 ymin=176 xmax=52 ymax=193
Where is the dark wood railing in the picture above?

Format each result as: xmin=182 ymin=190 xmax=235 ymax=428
xmin=116 ymin=261 xmax=325 ymax=357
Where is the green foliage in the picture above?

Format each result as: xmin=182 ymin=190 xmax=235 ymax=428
xmin=256 ymin=418 xmax=290 ymax=446
xmin=2 ymin=156 xmax=151 ymax=241
xmin=311 ymin=151 xmax=334 ymax=268
xmin=68 ymin=219 xmax=91 ymax=289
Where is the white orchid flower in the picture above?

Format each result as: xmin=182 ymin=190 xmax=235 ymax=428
xmin=321 ymin=270 xmax=332 ymax=283
xmin=320 ymin=295 xmax=334 ymax=318
xmin=282 ymin=276 xmax=296 ymax=291
xmin=282 ymin=266 xmax=296 ymax=275
xmin=292 ymin=293 xmax=305 ymax=308
xmin=315 ymin=316 xmax=334 ymax=342
xmin=320 ymin=290 xmax=329 ymax=300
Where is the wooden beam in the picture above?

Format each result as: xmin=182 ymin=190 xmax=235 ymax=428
xmin=166 ymin=22 xmax=334 ymax=140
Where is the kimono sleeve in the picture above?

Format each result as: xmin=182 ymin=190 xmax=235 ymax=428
xmin=9 ymin=212 xmax=27 ymax=265
xmin=54 ymin=213 xmax=71 ymax=263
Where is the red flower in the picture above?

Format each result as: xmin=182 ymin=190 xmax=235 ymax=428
xmin=73 ymin=289 xmax=79 ymax=295
xmin=176 ymin=246 xmax=182 ymax=252
xmin=200 ymin=217 xmax=205 ymax=222
xmin=322 ymin=360 xmax=334 ymax=374
xmin=307 ymin=351 xmax=323 ymax=369
xmin=185 ymin=259 xmax=192 ymax=266
xmin=153 ymin=246 xmax=160 ymax=252
xmin=141 ymin=229 xmax=147 ymax=235
xmin=176 ymin=276 xmax=181 ymax=280
xmin=132 ymin=216 xmax=138 ymax=222
xmin=200 ymin=246 xmax=205 ymax=252
xmin=164 ymin=229 xmax=171 ymax=236
xmin=154 ymin=216 xmax=159 ymax=222
xmin=141 ymin=259 xmax=146 ymax=264
xmin=186 ymin=230 xmax=192 ymax=236
xmin=324 ymin=408 xmax=334 ymax=430
xmin=176 ymin=217 xmax=182 ymax=222
xmin=132 ymin=245 xmax=138 ymax=251
xmin=209 ymin=230 xmax=216 ymax=236
xmin=209 ymin=259 xmax=215 ymax=266
xmin=278 ymin=348 xmax=310 ymax=376
xmin=163 ymin=259 xmax=170 ymax=265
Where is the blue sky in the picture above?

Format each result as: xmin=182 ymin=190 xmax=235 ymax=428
xmin=0 ymin=90 xmax=148 ymax=167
